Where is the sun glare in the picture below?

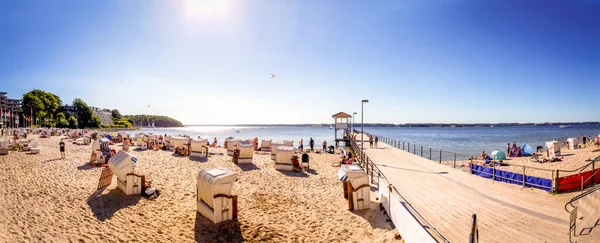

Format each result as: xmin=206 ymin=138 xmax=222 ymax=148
xmin=182 ymin=0 xmax=232 ymax=20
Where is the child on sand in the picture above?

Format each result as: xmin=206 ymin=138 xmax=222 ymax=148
xmin=59 ymin=139 xmax=65 ymax=159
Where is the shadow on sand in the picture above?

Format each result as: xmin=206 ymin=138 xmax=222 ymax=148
xmin=189 ymin=156 xmax=209 ymax=163
xmin=87 ymin=188 xmax=141 ymax=221
xmin=194 ymin=212 xmax=243 ymax=243
xmin=277 ymin=170 xmax=309 ymax=178
xmin=236 ymin=163 xmax=259 ymax=171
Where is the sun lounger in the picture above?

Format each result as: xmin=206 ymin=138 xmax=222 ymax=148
xmin=108 ymin=150 xmax=145 ymax=195
xmin=197 ymin=167 xmax=238 ymax=224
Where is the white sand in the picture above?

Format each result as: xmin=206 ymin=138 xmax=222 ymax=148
xmin=0 ymin=135 xmax=399 ymax=242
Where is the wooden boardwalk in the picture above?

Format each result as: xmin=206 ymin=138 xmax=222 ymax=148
xmin=358 ymin=139 xmax=575 ymax=242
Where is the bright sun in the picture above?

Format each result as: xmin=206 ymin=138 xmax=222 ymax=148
xmin=182 ymin=0 xmax=232 ymax=20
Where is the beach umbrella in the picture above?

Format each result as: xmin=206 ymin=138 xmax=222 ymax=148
xmin=490 ymin=150 xmax=506 ymax=161
xmin=521 ymin=144 xmax=533 ymax=156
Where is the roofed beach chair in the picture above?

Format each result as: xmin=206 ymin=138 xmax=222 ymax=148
xmin=190 ymin=139 xmax=208 ymax=159
xmin=0 ymin=140 xmax=8 ymax=155
xmin=29 ymin=140 xmax=40 ymax=154
xmin=261 ymin=139 xmax=272 ymax=152
xmin=337 ymin=164 xmax=370 ymax=211
xmin=269 ymin=142 xmax=284 ymax=160
xmin=226 ymin=139 xmax=240 ymax=156
xmin=108 ymin=150 xmax=145 ymax=195
xmin=274 ymin=146 xmax=295 ymax=171
xmin=237 ymin=143 xmax=254 ymax=164
xmin=197 ymin=167 xmax=238 ymax=224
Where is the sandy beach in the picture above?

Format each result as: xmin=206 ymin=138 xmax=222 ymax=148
xmin=0 ymin=135 xmax=398 ymax=242
xmin=445 ymin=144 xmax=600 ymax=178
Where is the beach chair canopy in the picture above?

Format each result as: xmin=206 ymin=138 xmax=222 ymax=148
xmin=491 ymin=150 xmax=506 ymax=161
xmin=190 ymin=139 xmax=208 ymax=151
xmin=238 ymin=144 xmax=254 ymax=158
xmin=521 ymin=144 xmax=533 ymax=156
xmin=108 ymin=150 xmax=138 ymax=180
xmin=337 ymin=164 xmax=365 ymax=182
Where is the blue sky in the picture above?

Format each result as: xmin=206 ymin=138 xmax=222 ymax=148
xmin=1 ymin=0 xmax=599 ymax=124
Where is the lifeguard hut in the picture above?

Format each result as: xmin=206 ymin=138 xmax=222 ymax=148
xmin=332 ymin=112 xmax=352 ymax=146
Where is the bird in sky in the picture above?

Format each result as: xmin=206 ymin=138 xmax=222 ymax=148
xmin=147 ymin=104 xmax=151 ymax=108
xmin=270 ymin=73 xmax=276 ymax=78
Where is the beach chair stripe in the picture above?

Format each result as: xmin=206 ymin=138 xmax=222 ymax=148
xmin=97 ymin=168 xmax=113 ymax=190
xmin=131 ymin=156 xmax=137 ymax=164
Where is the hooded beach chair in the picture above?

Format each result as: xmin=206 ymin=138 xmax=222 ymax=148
xmin=108 ymin=150 xmax=145 ymax=195
xmin=197 ymin=167 xmax=238 ymax=224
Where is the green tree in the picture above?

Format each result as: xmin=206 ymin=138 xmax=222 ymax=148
xmin=68 ymin=116 xmax=78 ymax=129
xmin=111 ymin=109 xmax=122 ymax=119
xmin=21 ymin=90 xmax=62 ymax=125
xmin=72 ymin=98 xmax=94 ymax=128
xmin=56 ymin=113 xmax=69 ymax=128
xmin=89 ymin=115 xmax=101 ymax=128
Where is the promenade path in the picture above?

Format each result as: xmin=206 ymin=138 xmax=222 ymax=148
xmin=357 ymin=139 xmax=575 ymax=242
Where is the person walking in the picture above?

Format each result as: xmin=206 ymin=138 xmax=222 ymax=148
xmin=369 ymin=136 xmax=373 ymax=148
xmin=59 ymin=139 xmax=66 ymax=160
xmin=322 ymin=140 xmax=327 ymax=152
xmin=309 ymin=137 xmax=315 ymax=152
xmin=375 ymin=136 xmax=379 ymax=148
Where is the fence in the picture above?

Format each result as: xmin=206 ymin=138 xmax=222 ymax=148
xmin=355 ymin=130 xmax=471 ymax=169
xmin=349 ymin=138 xmax=450 ymax=243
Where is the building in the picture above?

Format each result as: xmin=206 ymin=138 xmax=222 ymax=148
xmin=62 ymin=105 xmax=114 ymax=125
xmin=0 ymin=92 xmax=22 ymax=128
xmin=92 ymin=107 xmax=114 ymax=125
xmin=0 ymin=92 xmax=6 ymax=128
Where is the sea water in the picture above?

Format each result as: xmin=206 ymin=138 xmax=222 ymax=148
xmin=133 ymin=125 xmax=600 ymax=159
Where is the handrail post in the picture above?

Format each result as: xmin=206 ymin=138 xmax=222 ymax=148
xmin=593 ymin=161 xmax=596 ymax=187
xmin=429 ymin=147 xmax=432 ymax=160
xmin=439 ymin=150 xmax=442 ymax=163
xmin=522 ymin=166 xmax=526 ymax=188
xmin=403 ymin=142 xmax=405 ymax=150
xmin=421 ymin=145 xmax=423 ymax=157
xmin=408 ymin=143 xmax=410 ymax=152
xmin=555 ymin=170 xmax=560 ymax=193
xmin=492 ymin=166 xmax=496 ymax=181
xmin=413 ymin=144 xmax=416 ymax=154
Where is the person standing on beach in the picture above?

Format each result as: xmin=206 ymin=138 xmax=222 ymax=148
xmin=299 ymin=139 xmax=304 ymax=152
xmin=309 ymin=137 xmax=314 ymax=152
xmin=375 ymin=136 xmax=379 ymax=148
xmin=322 ymin=140 xmax=327 ymax=151
xmin=369 ymin=136 xmax=373 ymax=148
xmin=506 ymin=143 xmax=510 ymax=155
xmin=59 ymin=139 xmax=66 ymax=159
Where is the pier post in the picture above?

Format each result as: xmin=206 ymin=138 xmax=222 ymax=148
xmin=439 ymin=150 xmax=442 ymax=163
xmin=403 ymin=142 xmax=405 ymax=150
xmin=408 ymin=143 xmax=410 ymax=152
xmin=453 ymin=153 xmax=456 ymax=168
xmin=493 ymin=166 xmax=496 ymax=181
xmin=421 ymin=146 xmax=423 ymax=157
xmin=413 ymin=144 xmax=416 ymax=154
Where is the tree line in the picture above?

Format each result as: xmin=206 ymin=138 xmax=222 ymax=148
xmin=20 ymin=89 xmax=183 ymax=128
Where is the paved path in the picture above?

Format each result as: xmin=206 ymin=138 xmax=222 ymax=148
xmin=360 ymin=140 xmax=575 ymax=242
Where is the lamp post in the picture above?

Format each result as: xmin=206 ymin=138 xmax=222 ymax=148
xmin=352 ymin=112 xmax=357 ymax=133
xmin=361 ymin=100 xmax=368 ymax=151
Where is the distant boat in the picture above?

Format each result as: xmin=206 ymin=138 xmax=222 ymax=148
xmin=559 ymin=125 xmax=570 ymax=129
xmin=236 ymin=129 xmax=240 ymax=133
xmin=490 ymin=125 xmax=494 ymax=128
xmin=329 ymin=124 xmax=333 ymax=129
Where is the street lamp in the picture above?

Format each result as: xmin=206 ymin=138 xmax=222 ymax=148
xmin=361 ymin=99 xmax=368 ymax=151
xmin=352 ymin=112 xmax=357 ymax=133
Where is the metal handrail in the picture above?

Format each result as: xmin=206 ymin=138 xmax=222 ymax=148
xmin=578 ymin=155 xmax=600 ymax=174
xmin=348 ymin=138 xmax=449 ymax=243
xmin=469 ymin=214 xmax=478 ymax=243
xmin=565 ymin=183 xmax=600 ymax=213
